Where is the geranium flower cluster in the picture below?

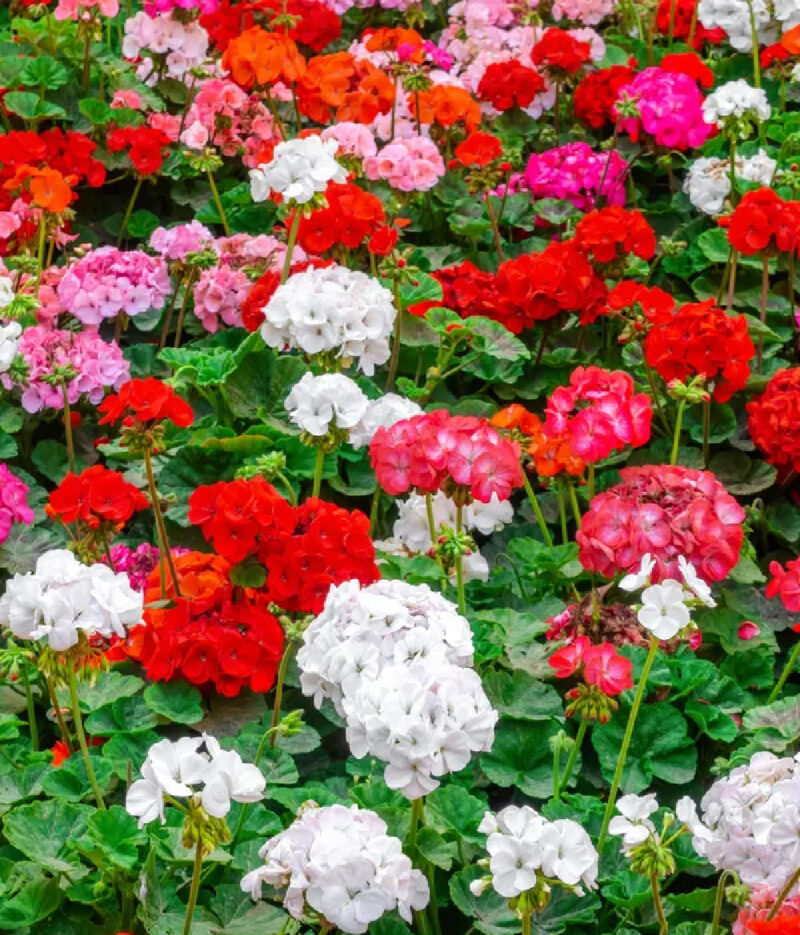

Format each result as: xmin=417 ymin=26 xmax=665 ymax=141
xmin=107 ymin=126 xmax=172 ymax=177
xmin=127 ymin=551 xmax=284 ymax=697
xmin=370 ymin=410 xmax=525 ymax=503
xmin=573 ymin=64 xmax=635 ymax=129
xmin=572 ymin=206 xmax=657 ymax=266
xmin=0 ymin=321 xmax=20 ymax=373
xmin=241 ymin=804 xmax=429 ymax=934
xmin=286 ymin=373 xmax=369 ymax=439
xmin=0 ymin=464 xmax=34 ymax=545
xmin=698 ymin=0 xmax=778 ymax=51
xmin=682 ymin=751 xmax=800 ymax=891
xmin=733 ymin=886 xmax=800 ymax=935
xmin=2 ymin=326 xmax=129 ymax=414
xmin=123 ymin=11 xmax=210 ymax=84
xmin=259 ymin=264 xmax=396 ymax=375
xmin=644 ymin=299 xmax=754 ymax=402
xmin=46 ymin=465 xmax=148 ymax=532
xmin=126 ymin=734 xmax=265 ymax=826
xmin=363 ymin=136 xmax=446 ymax=191
xmin=722 ymin=188 xmax=800 ymax=256
xmin=655 ymin=0 xmax=726 ymax=46
xmin=106 ymin=543 xmax=159 ymax=591
xmin=293 ymin=183 xmax=386 ymax=254
xmin=188 ymin=479 xmax=379 ymax=613
xmin=577 ymin=464 xmax=745 ymax=583
xmin=544 ymin=366 xmax=652 ymax=463
xmin=614 ymin=67 xmax=714 ymax=150
xmin=57 ymin=247 xmax=171 ymax=326
xmin=299 ymin=579 xmax=496 ymax=797
xmin=250 ymin=136 xmax=348 ymax=204
xmin=470 ymin=806 xmax=598 ymax=899
xmin=766 ymin=556 xmax=800 ymax=613
xmin=685 ymin=151 xmax=776 ymax=215
xmin=549 ymin=635 xmax=633 ymax=703
xmin=148 ymin=221 xmax=214 ymax=261
xmin=98 ymin=377 xmax=194 ymax=429
xmin=522 ymin=142 xmax=627 ymax=211
xmin=703 ymin=80 xmax=771 ymax=125
xmin=0 ymin=549 xmax=143 ymax=651
xmin=492 ymin=404 xmax=587 ymax=479
xmin=348 ymin=392 xmax=422 ymax=449
xmin=747 ymin=368 xmax=800 ymax=472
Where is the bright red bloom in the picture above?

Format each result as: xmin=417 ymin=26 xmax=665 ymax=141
xmin=722 ymin=188 xmax=800 ymax=256
xmin=660 ymin=52 xmax=715 ymax=88
xmin=767 ymin=558 xmax=800 ymax=614
xmin=583 ymin=643 xmax=634 ymax=695
xmin=202 ymin=0 xmax=340 ymax=54
xmin=748 ymin=917 xmax=800 ymax=934
xmin=431 ymin=260 xmax=497 ymax=321
xmin=577 ymin=464 xmax=746 ymax=584
xmin=452 ymin=131 xmax=503 ymax=168
xmin=367 ymin=226 xmax=399 ymax=256
xmin=532 ymin=28 xmax=592 ymax=76
xmin=748 ymin=368 xmax=800 ymax=473
xmin=761 ymin=42 xmax=793 ymax=68
xmin=573 ymin=206 xmax=657 ymax=265
xmin=601 ymin=280 xmax=675 ymax=329
xmin=51 ymin=736 xmax=104 ymax=767
xmin=655 ymin=0 xmax=726 ymax=47
xmin=98 ymin=378 xmax=194 ymax=428
xmin=370 ymin=410 xmax=524 ymax=503
xmin=573 ymin=65 xmax=636 ymax=129
xmin=549 ymin=635 xmax=590 ymax=678
xmin=644 ymin=299 xmax=753 ymax=403
xmin=47 ymin=466 xmax=148 ymax=530
xmin=293 ymin=182 xmax=385 ymax=253
xmin=477 ymin=61 xmax=545 ymax=111
xmin=107 ymin=127 xmax=171 ymax=177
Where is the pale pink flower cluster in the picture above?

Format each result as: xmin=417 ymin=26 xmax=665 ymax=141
xmin=144 ymin=0 xmax=218 ymax=13
xmin=123 ymin=11 xmax=209 ymax=84
xmin=54 ymin=0 xmax=119 ymax=19
xmin=320 ymin=122 xmax=378 ymax=159
xmin=552 ymin=0 xmax=617 ymax=23
xmin=2 ymin=326 xmax=129 ymax=413
xmin=363 ymin=136 xmax=445 ymax=192
xmin=57 ymin=247 xmax=171 ymax=327
xmin=0 ymin=465 xmax=34 ymax=546
xmin=161 ymin=79 xmax=276 ymax=169
xmin=523 ymin=142 xmax=627 ymax=211
xmin=149 ymin=221 xmax=215 ymax=262
xmin=614 ymin=67 xmax=715 ymax=152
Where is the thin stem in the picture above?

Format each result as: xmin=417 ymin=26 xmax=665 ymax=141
xmin=767 ymin=638 xmax=800 ymax=704
xmin=702 ymin=396 xmax=711 ymax=468
xmin=746 ymin=0 xmax=762 ymax=87
xmin=117 ymin=176 xmax=143 ymax=246
xmin=758 ymin=252 xmax=769 ymax=372
xmin=522 ymin=473 xmax=554 ymax=547
xmin=173 ymin=269 xmax=197 ymax=349
xmin=567 ymin=479 xmax=581 ymax=528
xmin=158 ymin=272 xmax=184 ymax=352
xmin=269 ymin=639 xmax=295 ymax=749
xmin=387 ymin=281 xmax=403 ymax=392
xmin=553 ymin=738 xmax=562 ymax=801
xmin=61 ymin=381 xmax=76 ymax=473
xmin=711 ymin=870 xmax=735 ymax=935
xmin=409 ymin=796 xmax=424 ymax=852
xmin=670 ymin=399 xmax=687 ymax=466
xmin=68 ymin=668 xmax=105 ymax=810
xmin=455 ymin=505 xmax=466 ymax=617
xmin=426 ymin=862 xmax=443 ymax=935
xmin=597 ymin=635 xmax=660 ymax=852
xmin=369 ymin=487 xmax=381 ymax=535
xmin=281 ymin=210 xmax=302 ymax=284
xmin=182 ymin=838 xmax=204 ymax=935
xmin=425 ymin=492 xmax=438 ymax=546
xmin=206 ymin=169 xmax=230 ymax=237
xmin=726 ymin=251 xmax=738 ymax=312
xmin=45 ymin=673 xmax=72 ymax=751
xmin=558 ymin=718 xmax=589 ymax=794
xmin=21 ymin=666 xmax=39 ymax=751
xmin=588 ymin=462 xmax=595 ymax=502
xmin=651 ymin=872 xmax=668 ymax=935
xmin=688 ymin=0 xmax=699 ymax=44
xmin=143 ymin=448 xmax=182 ymax=598
xmin=729 ymin=136 xmax=738 ymax=207
xmin=274 ymin=472 xmax=297 ymax=507
xmin=521 ymin=910 xmax=533 ymax=935
xmin=557 ymin=477 xmax=569 ymax=545
xmin=767 ymin=866 xmax=800 ymax=919
xmin=485 ymin=194 xmax=504 ymax=263
xmin=311 ymin=447 xmax=325 ymax=499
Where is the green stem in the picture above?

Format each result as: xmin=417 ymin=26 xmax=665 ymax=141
xmin=711 ymin=870 xmax=735 ymax=935
xmin=61 ymin=381 xmax=76 ymax=474
xmin=117 ymin=176 xmax=143 ymax=246
xmin=597 ymin=635 xmax=660 ymax=852
xmin=182 ymin=838 xmax=204 ymax=935
xmin=746 ymin=0 xmax=762 ymax=88
xmin=651 ymin=872 xmax=668 ymax=935
xmin=455 ymin=505 xmax=466 ymax=616
xmin=557 ymin=477 xmax=569 ymax=545
xmin=587 ymin=462 xmax=595 ymax=502
xmin=558 ymin=718 xmax=589 ymax=795
xmin=281 ymin=209 xmax=302 ymax=284
xmin=485 ymin=194 xmax=504 ymax=263
xmin=311 ymin=447 xmax=325 ymax=499
xmin=173 ymin=269 xmax=197 ymax=349
xmin=670 ymin=399 xmax=687 ymax=466
xmin=68 ymin=668 xmax=105 ymax=810
xmin=206 ymin=169 xmax=231 ymax=237
xmin=522 ymin=473 xmax=554 ymax=547
xmin=521 ymin=909 xmax=533 ymax=935
xmin=729 ymin=136 xmax=738 ymax=207
xmin=143 ymin=448 xmax=182 ymax=598
xmin=275 ymin=472 xmax=297 ymax=507
xmin=158 ymin=272 xmax=184 ymax=352
xmin=567 ymin=479 xmax=581 ymax=528
xmin=269 ymin=639 xmax=295 ymax=749
xmin=767 ymin=866 xmax=800 ymax=919
xmin=726 ymin=250 xmax=738 ymax=312
xmin=369 ymin=487 xmax=381 ymax=535
xmin=758 ymin=252 xmax=769 ymax=373
xmin=667 ymin=0 xmax=677 ymax=42
xmin=553 ymin=738 xmax=562 ymax=801
xmin=387 ymin=281 xmax=403 ymax=392
xmin=46 ymin=673 xmax=72 ymax=752
xmin=646 ymin=364 xmax=671 ymax=436
xmin=409 ymin=796 xmax=424 ymax=852
xmin=767 ymin=638 xmax=800 ymax=704
xmin=21 ymin=666 xmax=38 ymax=751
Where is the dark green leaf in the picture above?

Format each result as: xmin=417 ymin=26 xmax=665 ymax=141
xmin=144 ymin=682 xmax=204 ymax=725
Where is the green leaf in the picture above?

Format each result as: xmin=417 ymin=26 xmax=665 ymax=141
xmin=685 ymin=403 xmax=737 ymax=445
xmin=85 ymin=695 xmax=158 ymax=735
xmin=417 ymin=826 xmax=458 ymax=870
xmin=144 ymin=682 xmax=204 ymax=725
xmin=743 ymin=696 xmax=800 ymax=744
xmin=697 ymin=228 xmax=730 ymax=264
xmin=229 ymin=559 xmax=267 ymax=589
xmin=223 ymin=350 xmax=306 ymax=421
xmin=79 ymin=98 xmax=112 ymax=124
xmin=19 ymin=57 xmax=68 ymax=90
xmin=592 ymin=702 xmax=697 ymax=793
xmin=482 ymin=669 xmax=563 ymax=722
xmin=128 ymin=209 xmax=161 ymax=240
xmin=0 ymin=876 xmax=62 ymax=930
xmin=60 ymin=670 xmax=144 ymax=713
xmin=480 ymin=719 xmax=562 ymax=798
xmin=41 ymin=752 xmax=115 ymax=802
xmin=708 ymin=451 xmax=777 ymax=495
xmin=3 ymin=91 xmax=43 ymax=119
xmin=463 ymin=317 xmax=530 ymax=383
xmin=0 ymin=430 xmax=17 ymax=459
xmin=3 ymin=799 xmax=92 ymax=872
xmin=85 ymin=805 xmax=146 ymax=869
xmin=101 ymin=730 xmax=160 ymax=780
xmin=534 ymin=198 xmax=581 ymax=225
xmin=449 ymin=867 xmax=517 ymax=933
xmin=425 ymin=784 xmax=487 ymax=843
xmin=211 ymin=902 xmax=288 ymax=935
xmin=399 ymin=272 xmax=443 ymax=309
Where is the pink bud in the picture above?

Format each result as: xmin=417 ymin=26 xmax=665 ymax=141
xmin=738 ymin=621 xmax=760 ymax=640
xmin=687 ymin=630 xmax=702 ymax=651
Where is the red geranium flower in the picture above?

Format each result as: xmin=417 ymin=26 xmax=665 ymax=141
xmin=107 ymin=126 xmax=171 ymax=177
xmin=98 ymin=378 xmax=194 ymax=428
xmin=573 ymin=206 xmax=657 ymax=265
xmin=477 ymin=60 xmax=545 ymax=111
xmin=452 ymin=131 xmax=504 ymax=168
xmin=748 ymin=368 xmax=800 ymax=473
xmin=532 ymin=28 xmax=592 ymax=76
xmin=47 ymin=465 xmax=148 ymax=530
xmin=573 ymin=65 xmax=636 ymax=129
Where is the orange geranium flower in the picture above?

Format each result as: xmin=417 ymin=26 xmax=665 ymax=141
xmin=365 ymin=26 xmax=425 ymax=60
xmin=4 ymin=164 xmax=74 ymax=213
xmin=298 ymin=53 xmax=394 ymax=124
xmin=222 ymin=26 xmax=306 ymax=90
xmin=782 ymin=24 xmax=800 ymax=53
xmin=491 ymin=404 xmax=586 ymax=478
xmin=411 ymin=85 xmax=482 ymax=132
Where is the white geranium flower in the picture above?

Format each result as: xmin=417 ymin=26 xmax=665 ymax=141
xmin=684 ymin=150 xmax=776 ymax=215
xmin=284 ymin=372 xmax=369 ymax=437
xmin=619 ymin=553 xmax=655 ymax=592
xmin=676 ymin=796 xmax=713 ymax=842
xmin=678 ymin=555 xmax=716 ymax=607
xmin=349 ymin=393 xmax=422 ymax=449
xmin=703 ymin=80 xmax=771 ymax=125
xmin=637 ymin=579 xmax=691 ymax=639
xmin=608 ymin=793 xmax=659 ymax=852
xmin=250 ymin=136 xmax=348 ymax=205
